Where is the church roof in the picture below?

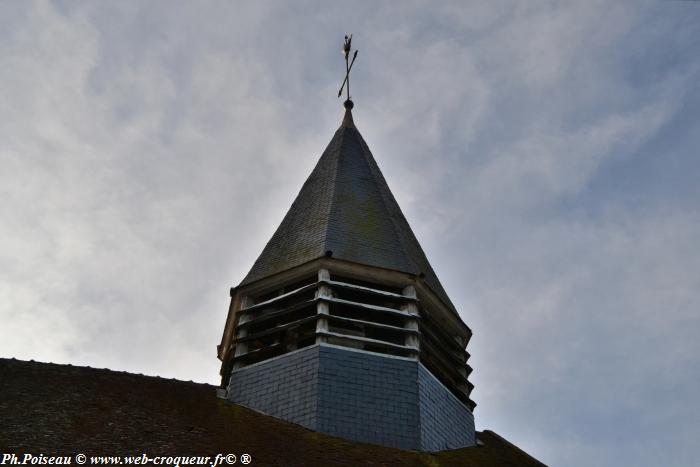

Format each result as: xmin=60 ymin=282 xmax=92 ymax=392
xmin=0 ymin=357 xmax=546 ymax=466
xmin=241 ymin=110 xmax=456 ymax=313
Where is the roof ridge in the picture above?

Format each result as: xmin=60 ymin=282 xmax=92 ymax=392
xmin=353 ymin=130 xmax=457 ymax=312
xmin=353 ymin=129 xmax=415 ymax=272
xmin=0 ymin=357 xmax=210 ymax=386
xmin=321 ymin=124 xmax=346 ymax=256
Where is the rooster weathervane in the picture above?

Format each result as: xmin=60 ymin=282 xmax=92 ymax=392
xmin=338 ymin=34 xmax=358 ymax=110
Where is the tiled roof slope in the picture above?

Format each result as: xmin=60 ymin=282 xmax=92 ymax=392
xmin=0 ymin=358 xmax=546 ymax=466
xmin=241 ymin=110 xmax=456 ymax=312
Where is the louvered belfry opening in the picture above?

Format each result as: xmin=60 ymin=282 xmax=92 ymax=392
xmin=223 ymin=262 xmax=475 ymax=411
xmin=232 ymin=269 xmax=417 ymax=364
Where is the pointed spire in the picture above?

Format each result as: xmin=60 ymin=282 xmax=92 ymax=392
xmin=240 ymin=111 xmax=457 ymax=314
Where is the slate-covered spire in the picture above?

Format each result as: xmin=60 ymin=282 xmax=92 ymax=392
xmin=240 ymin=109 xmax=457 ymax=313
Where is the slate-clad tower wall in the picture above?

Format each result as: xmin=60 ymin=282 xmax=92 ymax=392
xmin=218 ymin=109 xmax=476 ymax=451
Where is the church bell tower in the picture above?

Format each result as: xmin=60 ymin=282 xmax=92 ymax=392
xmin=217 ymin=37 xmax=476 ymax=451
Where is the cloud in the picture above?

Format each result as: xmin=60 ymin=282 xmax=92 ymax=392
xmin=1 ymin=2 xmax=699 ymax=466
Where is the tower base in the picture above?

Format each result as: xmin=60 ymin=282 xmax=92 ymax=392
xmin=225 ymin=344 xmax=475 ymax=451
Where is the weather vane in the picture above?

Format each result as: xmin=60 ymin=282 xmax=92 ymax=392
xmin=338 ymin=34 xmax=358 ymax=110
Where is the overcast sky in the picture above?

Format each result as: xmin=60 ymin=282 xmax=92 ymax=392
xmin=1 ymin=1 xmax=699 ymax=465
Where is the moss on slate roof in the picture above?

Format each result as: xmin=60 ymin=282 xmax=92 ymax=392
xmin=0 ymin=358 xmax=545 ymax=466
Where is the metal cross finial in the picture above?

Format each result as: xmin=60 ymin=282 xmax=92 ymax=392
xmin=338 ymin=34 xmax=358 ymax=109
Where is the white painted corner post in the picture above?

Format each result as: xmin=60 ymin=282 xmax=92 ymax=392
xmin=402 ymin=285 xmax=420 ymax=358
xmin=316 ymin=269 xmax=331 ymax=344
xmin=232 ymin=295 xmax=253 ymax=370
